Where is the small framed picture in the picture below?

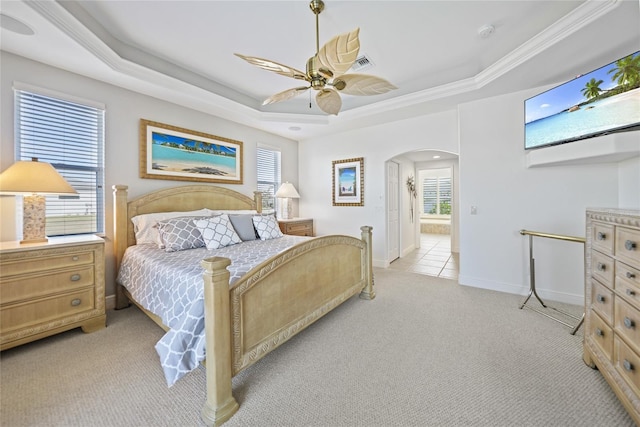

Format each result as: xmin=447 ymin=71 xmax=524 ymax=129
xmin=332 ymin=157 xmax=364 ymax=206
xmin=140 ymin=119 xmax=243 ymax=184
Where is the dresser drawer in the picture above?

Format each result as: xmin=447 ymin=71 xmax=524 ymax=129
xmin=590 ymin=310 xmax=613 ymax=361
xmin=1 ymin=288 xmax=95 ymax=333
xmin=0 ymin=251 xmax=94 ymax=278
xmin=615 ymin=297 xmax=640 ymax=355
xmin=617 ymin=261 xmax=640 ymax=309
xmin=592 ymin=222 xmax=615 ymax=255
xmin=591 ymin=250 xmax=614 ymax=288
xmin=615 ymin=336 xmax=640 ymax=398
xmin=591 ymin=279 xmax=614 ymax=324
xmin=0 ymin=266 xmax=95 ymax=305
xmin=616 ymin=226 xmax=640 ymax=267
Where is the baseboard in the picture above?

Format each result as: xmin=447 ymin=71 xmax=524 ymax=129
xmin=458 ymin=274 xmax=583 ymax=306
xmin=106 ymin=294 xmax=116 ymax=311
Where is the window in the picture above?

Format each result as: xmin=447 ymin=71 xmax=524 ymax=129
xmin=420 ymin=168 xmax=451 ymax=217
xmin=15 ymin=86 xmax=105 ymax=236
xmin=256 ymin=146 xmax=281 ymax=213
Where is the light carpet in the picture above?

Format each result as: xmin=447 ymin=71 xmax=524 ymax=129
xmin=0 ymin=268 xmax=634 ymax=426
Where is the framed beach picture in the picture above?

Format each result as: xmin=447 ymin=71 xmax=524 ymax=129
xmin=140 ymin=119 xmax=243 ymax=184
xmin=332 ymin=157 xmax=364 ymax=206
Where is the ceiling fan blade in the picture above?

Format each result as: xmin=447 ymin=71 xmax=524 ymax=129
xmin=234 ymin=53 xmax=308 ymax=81
xmin=334 ymin=74 xmax=398 ymax=96
xmin=262 ymin=86 xmax=310 ymax=105
xmin=317 ymin=28 xmax=360 ymax=77
xmin=316 ymin=89 xmax=342 ymax=115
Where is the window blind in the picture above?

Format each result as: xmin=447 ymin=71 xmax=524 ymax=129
xmin=15 ymin=89 xmax=105 ymax=236
xmin=256 ymin=147 xmax=281 ymax=212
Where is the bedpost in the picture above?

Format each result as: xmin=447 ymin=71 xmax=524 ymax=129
xmin=253 ymin=191 xmax=262 ymax=213
xmin=113 ymin=185 xmax=131 ymax=309
xmin=200 ymin=257 xmax=239 ymax=427
xmin=359 ymin=225 xmax=375 ymax=300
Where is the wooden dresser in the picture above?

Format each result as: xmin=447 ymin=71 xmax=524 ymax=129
xmin=278 ymin=218 xmax=314 ymax=236
xmin=584 ymin=209 xmax=640 ymax=423
xmin=0 ymin=235 xmax=106 ymax=350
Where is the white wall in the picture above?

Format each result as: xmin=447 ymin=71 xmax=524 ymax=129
xmin=619 ymin=156 xmax=640 ymax=209
xmin=0 ymin=52 xmax=298 ymax=299
xmin=457 ymin=87 xmax=627 ymax=305
xmin=298 ymin=109 xmax=459 ymax=266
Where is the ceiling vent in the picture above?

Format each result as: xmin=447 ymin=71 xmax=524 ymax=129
xmin=351 ymin=54 xmax=374 ymax=72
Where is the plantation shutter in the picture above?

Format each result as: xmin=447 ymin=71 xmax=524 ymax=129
xmin=256 ymin=147 xmax=281 ymax=212
xmin=423 ymin=177 xmax=437 ymax=214
xmin=15 ymin=87 xmax=105 ymax=236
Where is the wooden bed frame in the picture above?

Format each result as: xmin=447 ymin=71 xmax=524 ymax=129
xmin=112 ymin=184 xmax=374 ymax=426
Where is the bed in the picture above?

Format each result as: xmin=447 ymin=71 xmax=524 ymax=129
xmin=112 ymin=184 xmax=374 ymax=426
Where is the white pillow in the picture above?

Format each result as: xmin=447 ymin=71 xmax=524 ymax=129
xmin=131 ymin=208 xmax=213 ymax=246
xmin=252 ymin=214 xmax=284 ymax=240
xmin=210 ymin=209 xmax=258 ymax=215
xmin=195 ymin=214 xmax=242 ymax=250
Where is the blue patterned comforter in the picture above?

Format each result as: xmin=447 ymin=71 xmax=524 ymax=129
xmin=116 ymin=236 xmax=309 ymax=386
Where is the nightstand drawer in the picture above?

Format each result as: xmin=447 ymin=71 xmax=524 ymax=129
xmin=0 ymin=251 xmax=94 ymax=277
xmin=279 ymin=219 xmax=313 ymax=236
xmin=1 ymin=265 xmax=95 ymax=305
xmin=1 ymin=288 xmax=95 ymax=333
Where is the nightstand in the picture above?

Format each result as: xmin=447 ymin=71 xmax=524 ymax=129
xmin=0 ymin=235 xmax=106 ymax=350
xmin=278 ymin=218 xmax=314 ymax=237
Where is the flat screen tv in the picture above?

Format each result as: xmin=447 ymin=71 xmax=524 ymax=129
xmin=525 ymin=51 xmax=640 ymax=150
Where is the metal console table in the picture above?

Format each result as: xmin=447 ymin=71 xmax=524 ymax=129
xmin=519 ymin=229 xmax=586 ymax=335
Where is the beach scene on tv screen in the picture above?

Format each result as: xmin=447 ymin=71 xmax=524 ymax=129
xmin=525 ymin=51 xmax=640 ymax=149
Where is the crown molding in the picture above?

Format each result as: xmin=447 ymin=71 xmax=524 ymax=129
xmin=24 ymin=0 xmax=622 ymax=135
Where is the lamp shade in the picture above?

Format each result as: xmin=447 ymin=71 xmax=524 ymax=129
xmin=0 ymin=158 xmax=77 ymax=195
xmin=275 ymin=182 xmax=300 ymax=199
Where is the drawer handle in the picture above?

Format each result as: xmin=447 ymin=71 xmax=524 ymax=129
xmin=71 ymin=298 xmax=82 ymax=307
xmin=626 ymin=240 xmax=637 ymax=251
xmin=596 ymin=294 xmax=605 ymax=303
xmin=597 ymin=232 xmax=607 ymax=241
xmin=623 ymin=359 xmax=634 ymax=372
xmin=70 ymin=274 xmax=81 ymax=282
xmin=595 ymin=328 xmax=604 ymax=337
xmin=627 ymin=288 xmax=637 ymax=297
xmin=624 ymin=317 xmax=635 ymax=329
xmin=597 ymin=262 xmax=606 ymax=272
xmin=627 ymin=272 xmax=637 ymax=279
xmin=72 ymin=255 xmax=79 ymax=261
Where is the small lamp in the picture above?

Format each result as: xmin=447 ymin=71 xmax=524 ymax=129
xmin=0 ymin=158 xmax=77 ymax=244
xmin=275 ymin=182 xmax=300 ymax=220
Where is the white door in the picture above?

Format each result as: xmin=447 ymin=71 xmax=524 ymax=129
xmin=387 ymin=161 xmax=400 ymax=262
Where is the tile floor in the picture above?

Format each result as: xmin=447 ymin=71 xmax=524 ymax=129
xmin=388 ymin=233 xmax=459 ymax=280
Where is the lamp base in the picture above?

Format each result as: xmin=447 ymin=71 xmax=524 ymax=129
xmin=21 ymin=194 xmax=48 ymax=244
xmin=280 ymin=198 xmax=292 ymax=220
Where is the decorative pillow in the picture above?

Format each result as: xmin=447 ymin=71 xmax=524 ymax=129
xmin=228 ymin=214 xmax=257 ymax=241
xmin=131 ymin=209 xmax=213 ymax=246
xmin=195 ymin=214 xmax=242 ymax=250
xmin=157 ymin=216 xmax=208 ymax=252
xmin=252 ymin=214 xmax=283 ymax=240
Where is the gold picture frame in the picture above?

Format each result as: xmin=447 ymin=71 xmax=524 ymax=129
xmin=332 ymin=157 xmax=364 ymax=206
xmin=140 ymin=119 xmax=243 ymax=184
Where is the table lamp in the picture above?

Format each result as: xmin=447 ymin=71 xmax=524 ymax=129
xmin=275 ymin=182 xmax=300 ymax=220
xmin=0 ymin=158 xmax=77 ymax=243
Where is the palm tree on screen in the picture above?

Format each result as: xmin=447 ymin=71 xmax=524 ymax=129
xmin=581 ymin=78 xmax=604 ymax=100
xmin=608 ymin=54 xmax=640 ymax=89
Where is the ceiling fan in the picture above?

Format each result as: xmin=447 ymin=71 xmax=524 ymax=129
xmin=235 ymin=0 xmax=397 ymax=115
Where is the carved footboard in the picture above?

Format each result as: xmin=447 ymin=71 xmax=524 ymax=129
xmin=200 ymin=226 xmax=374 ymax=426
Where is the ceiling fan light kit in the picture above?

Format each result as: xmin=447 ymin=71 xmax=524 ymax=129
xmin=235 ymin=0 xmax=397 ymax=115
